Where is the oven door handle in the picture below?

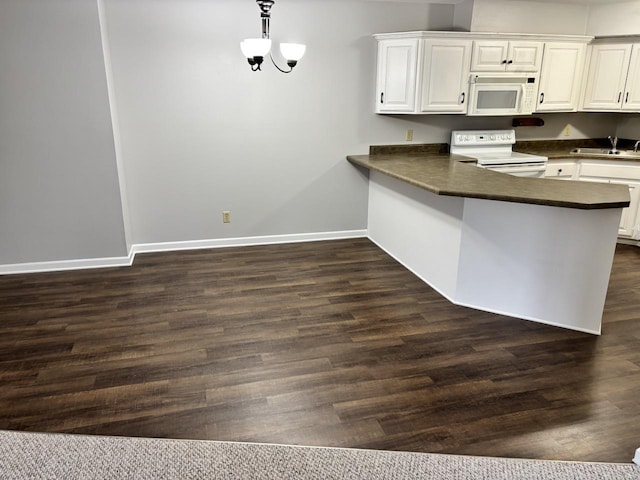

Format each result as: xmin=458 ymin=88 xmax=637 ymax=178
xmin=480 ymin=163 xmax=547 ymax=177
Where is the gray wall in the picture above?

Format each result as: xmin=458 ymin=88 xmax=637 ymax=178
xmin=465 ymin=0 xmax=589 ymax=35
xmin=0 ymin=0 xmax=128 ymax=264
xmin=587 ymin=0 xmax=640 ymax=36
xmin=617 ymin=116 xmax=640 ymax=140
xmin=101 ymin=0 xmax=454 ymax=245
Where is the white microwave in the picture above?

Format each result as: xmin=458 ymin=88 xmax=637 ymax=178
xmin=467 ymin=73 xmax=538 ymax=116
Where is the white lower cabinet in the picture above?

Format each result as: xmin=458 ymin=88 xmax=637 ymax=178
xmin=545 ymin=160 xmax=578 ymax=179
xmin=573 ymin=160 xmax=640 ymax=239
xmin=546 ymin=159 xmax=640 ymax=239
xmin=611 ymin=180 xmax=640 ymax=237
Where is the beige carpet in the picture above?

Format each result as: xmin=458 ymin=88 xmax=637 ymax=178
xmin=1 ymin=429 xmax=639 ymax=479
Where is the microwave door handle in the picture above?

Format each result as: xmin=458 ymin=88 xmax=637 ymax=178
xmin=520 ymin=84 xmax=526 ymax=110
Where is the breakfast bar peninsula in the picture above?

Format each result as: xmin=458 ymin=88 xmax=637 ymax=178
xmin=348 ymin=147 xmax=630 ymax=334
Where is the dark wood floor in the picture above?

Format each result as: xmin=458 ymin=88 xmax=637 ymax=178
xmin=0 ymin=239 xmax=639 ymax=463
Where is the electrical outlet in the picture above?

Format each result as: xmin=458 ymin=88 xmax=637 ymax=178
xmin=406 ymin=129 xmax=413 ymax=142
xmin=222 ymin=211 xmax=231 ymax=223
xmin=564 ymin=125 xmax=571 ymax=136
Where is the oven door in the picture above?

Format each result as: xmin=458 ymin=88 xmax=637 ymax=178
xmin=481 ymin=163 xmax=546 ymax=178
xmin=468 ymin=83 xmax=523 ymax=116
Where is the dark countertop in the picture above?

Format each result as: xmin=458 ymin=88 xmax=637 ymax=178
xmin=515 ymin=138 xmax=640 ymax=161
xmin=524 ymin=150 xmax=640 ymax=161
xmin=347 ymin=152 xmax=631 ymax=210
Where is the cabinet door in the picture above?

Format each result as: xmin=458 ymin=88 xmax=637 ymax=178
xmin=375 ymin=38 xmax=419 ymax=113
xmin=471 ymin=41 xmax=509 ymax=71
xmin=544 ymin=160 xmax=577 ymax=179
xmin=610 ymin=180 xmax=640 ymax=237
xmin=579 ymin=161 xmax=640 ymax=181
xmin=536 ymin=43 xmax=586 ymax=112
xmin=471 ymin=41 xmax=542 ymax=72
xmin=581 ymin=43 xmax=632 ymax=111
xmin=507 ymin=41 xmax=544 ymax=72
xmin=576 ymin=161 xmax=611 ymax=184
xmin=576 ymin=160 xmax=640 ymax=239
xmin=420 ymin=39 xmax=471 ymax=113
xmin=622 ymin=44 xmax=640 ymax=111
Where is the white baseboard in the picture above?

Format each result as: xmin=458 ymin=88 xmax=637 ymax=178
xmin=0 ymin=252 xmax=135 ymax=275
xmin=132 ymin=230 xmax=367 ymax=255
xmin=0 ymin=230 xmax=367 ymax=275
xmin=617 ymin=237 xmax=640 ymax=247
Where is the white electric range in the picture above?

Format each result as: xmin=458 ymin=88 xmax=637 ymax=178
xmin=450 ymin=129 xmax=548 ymax=178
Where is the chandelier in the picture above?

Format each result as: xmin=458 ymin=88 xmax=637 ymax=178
xmin=240 ymin=0 xmax=306 ymax=73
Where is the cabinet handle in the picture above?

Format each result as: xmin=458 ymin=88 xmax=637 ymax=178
xmin=618 ymin=92 xmax=622 ymax=103
xmin=539 ymin=92 xmax=544 ymax=104
xmin=557 ymin=168 xmax=563 ymax=175
xmin=507 ymin=60 xmax=513 ymax=64
xmin=625 ymin=92 xmax=630 ymax=103
xmin=460 ymin=92 xmax=465 ymax=104
xmin=380 ymin=92 xmax=384 ymax=104
xmin=501 ymin=59 xmax=507 ymax=64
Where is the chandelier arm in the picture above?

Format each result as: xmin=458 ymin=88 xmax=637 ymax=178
xmin=269 ymin=52 xmax=293 ymax=74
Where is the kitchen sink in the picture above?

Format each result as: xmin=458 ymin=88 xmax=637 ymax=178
xmin=570 ymin=147 xmax=640 ymax=158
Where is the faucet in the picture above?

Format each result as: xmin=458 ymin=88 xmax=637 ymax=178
xmin=635 ymin=140 xmax=640 ymax=153
xmin=608 ymin=135 xmax=618 ymax=153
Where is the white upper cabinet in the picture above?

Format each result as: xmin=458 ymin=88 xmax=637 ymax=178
xmin=581 ymin=42 xmax=640 ymax=112
xmin=374 ymin=34 xmax=471 ymax=114
xmin=471 ymin=40 xmax=543 ymax=72
xmin=420 ymin=39 xmax=472 ymax=114
xmin=373 ymin=32 xmax=592 ymax=115
xmin=536 ymin=42 xmax=586 ymax=112
xmin=375 ymin=38 xmax=419 ymax=113
xmin=622 ymin=44 xmax=640 ymax=111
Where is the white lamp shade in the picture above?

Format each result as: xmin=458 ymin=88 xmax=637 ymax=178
xmin=280 ymin=43 xmax=306 ymax=62
xmin=240 ymin=38 xmax=272 ymax=58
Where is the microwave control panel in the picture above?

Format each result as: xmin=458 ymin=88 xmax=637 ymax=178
xmin=522 ymin=82 xmax=537 ymax=114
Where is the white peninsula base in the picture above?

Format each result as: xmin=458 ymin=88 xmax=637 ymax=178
xmin=368 ymin=171 xmax=622 ymax=334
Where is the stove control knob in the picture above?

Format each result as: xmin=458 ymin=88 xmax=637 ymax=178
xmin=490 ymin=135 xmax=496 ymax=140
